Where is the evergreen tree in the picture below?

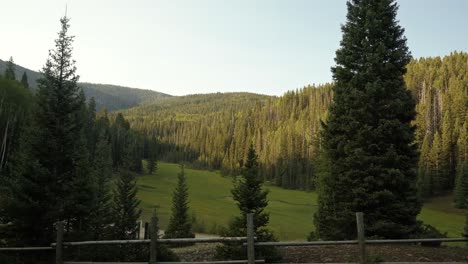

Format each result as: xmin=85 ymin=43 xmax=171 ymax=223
xmin=20 ymin=71 xmax=29 ymax=89
xmin=430 ymin=132 xmax=444 ymax=194
xmin=230 ymin=145 xmax=270 ymax=235
xmin=4 ymin=56 xmax=16 ymax=81
xmin=89 ymin=132 xmax=113 ymax=240
xmin=0 ymin=77 xmax=33 ymax=231
xmin=147 ymin=136 xmax=158 ymax=174
xmin=86 ymin=97 xmax=98 ymax=160
xmin=6 ymin=16 xmax=94 ymax=243
xmin=112 ymin=166 xmax=142 ymax=240
xmin=164 ymin=165 xmax=194 ymax=238
xmin=216 ymin=145 xmax=279 ymax=261
xmin=454 ymin=122 xmax=468 ymax=208
xmin=314 ymin=0 xmax=420 ymax=239
xmin=147 ymin=157 xmax=157 ymax=174
xmin=417 ymin=134 xmax=433 ymax=198
xmin=111 ymin=113 xmax=130 ymax=169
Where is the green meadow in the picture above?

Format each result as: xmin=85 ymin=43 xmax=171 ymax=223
xmin=137 ymin=162 xmax=466 ymax=241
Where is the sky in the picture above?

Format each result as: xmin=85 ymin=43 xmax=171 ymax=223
xmin=1 ymin=0 xmax=468 ymax=96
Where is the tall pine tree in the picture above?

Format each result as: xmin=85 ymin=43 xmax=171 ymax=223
xmin=9 ymin=16 xmax=94 ymax=243
xmin=314 ymin=0 xmax=420 ymax=239
xmin=216 ymin=145 xmax=279 ymax=261
xmin=164 ymin=165 xmax=194 ymax=238
xmin=112 ymin=152 xmax=142 ymax=240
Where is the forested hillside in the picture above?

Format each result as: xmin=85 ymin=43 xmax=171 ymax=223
xmin=406 ymin=52 xmax=468 ymax=205
xmin=0 ymin=59 xmax=170 ymax=111
xmin=121 ymin=52 xmax=468 ymax=198
xmin=122 ymin=84 xmax=333 ymax=190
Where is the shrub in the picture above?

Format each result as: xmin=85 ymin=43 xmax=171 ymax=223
xmin=416 ymin=224 xmax=447 ymax=247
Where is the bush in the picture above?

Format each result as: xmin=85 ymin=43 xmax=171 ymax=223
xmin=307 ymin=231 xmax=318 ymax=241
xmin=190 ymin=212 xmax=207 ymax=234
xmin=208 ymin=221 xmax=229 ymax=236
xmin=416 ymin=224 xmax=447 ymax=247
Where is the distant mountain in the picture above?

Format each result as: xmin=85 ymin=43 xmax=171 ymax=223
xmin=0 ymin=59 xmax=171 ymax=111
xmin=122 ymin=92 xmax=273 ymax=122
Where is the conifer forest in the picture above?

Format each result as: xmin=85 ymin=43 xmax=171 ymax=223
xmin=0 ymin=0 xmax=467 ymax=263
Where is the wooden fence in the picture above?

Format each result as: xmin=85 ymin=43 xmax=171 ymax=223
xmin=1 ymin=213 xmax=467 ymax=264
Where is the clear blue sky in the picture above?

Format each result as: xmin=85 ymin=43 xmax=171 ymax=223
xmin=2 ymin=0 xmax=467 ymax=96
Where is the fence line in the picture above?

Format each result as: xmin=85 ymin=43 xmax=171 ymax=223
xmin=1 ymin=212 xmax=467 ymax=264
xmin=0 ymin=246 xmax=54 ymax=251
xmin=50 ymin=237 xmax=249 ymax=247
xmin=63 ymin=261 xmax=265 ymax=264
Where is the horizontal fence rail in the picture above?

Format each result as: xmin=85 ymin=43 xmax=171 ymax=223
xmin=50 ymin=237 xmax=249 ymax=247
xmin=248 ymin=237 xmax=468 ymax=247
xmin=0 ymin=246 xmax=54 ymax=251
xmin=1 ymin=212 xmax=467 ymax=264
xmin=63 ymin=261 xmax=265 ymax=264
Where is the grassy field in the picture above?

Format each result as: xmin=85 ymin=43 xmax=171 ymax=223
xmin=137 ymin=162 xmax=466 ymax=241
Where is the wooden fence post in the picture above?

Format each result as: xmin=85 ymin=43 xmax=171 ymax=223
xmin=246 ymin=213 xmax=255 ymax=264
xmin=356 ymin=212 xmax=366 ymax=264
xmin=55 ymin=222 xmax=64 ymax=264
xmin=149 ymin=215 xmax=158 ymax=264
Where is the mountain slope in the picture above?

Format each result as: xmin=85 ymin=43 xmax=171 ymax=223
xmin=120 ymin=52 xmax=468 ymax=194
xmin=0 ymin=59 xmax=171 ymax=111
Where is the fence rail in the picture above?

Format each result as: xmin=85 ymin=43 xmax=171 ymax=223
xmin=63 ymin=261 xmax=265 ymax=264
xmin=1 ymin=212 xmax=467 ymax=264
xmin=50 ymin=237 xmax=249 ymax=247
xmin=0 ymin=246 xmax=54 ymax=251
xmin=249 ymin=237 xmax=468 ymax=247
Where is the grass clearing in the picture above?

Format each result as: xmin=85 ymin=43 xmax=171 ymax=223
xmin=137 ymin=162 xmax=465 ymax=241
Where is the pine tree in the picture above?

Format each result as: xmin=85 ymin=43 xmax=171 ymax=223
xmin=231 ymin=145 xmax=270 ymax=234
xmin=112 ymin=166 xmax=142 ymax=239
xmin=164 ymin=165 xmax=194 ymax=238
xmin=417 ymin=134 xmax=433 ymax=198
xmin=20 ymin=71 xmax=29 ymax=89
xmin=216 ymin=145 xmax=279 ymax=261
xmin=454 ymin=122 xmax=468 ymax=208
xmin=147 ymin=157 xmax=157 ymax=174
xmin=0 ymin=77 xmax=33 ymax=232
xmin=147 ymin=136 xmax=158 ymax=174
xmin=314 ymin=0 xmax=420 ymax=239
xmin=430 ymin=132 xmax=444 ymax=194
xmin=4 ymin=56 xmax=16 ymax=80
xmin=8 ymin=16 xmax=94 ymax=243
xmin=89 ymin=132 xmax=114 ymax=240
xmin=441 ymin=110 xmax=455 ymax=190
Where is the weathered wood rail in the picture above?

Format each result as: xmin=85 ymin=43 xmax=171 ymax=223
xmin=1 ymin=212 xmax=467 ymax=264
xmin=246 ymin=212 xmax=468 ymax=264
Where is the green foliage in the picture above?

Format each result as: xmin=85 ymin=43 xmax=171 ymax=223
xmin=415 ymin=223 xmax=447 ymax=247
xmin=454 ymin=122 xmax=468 ymax=208
xmin=190 ymin=212 xmax=207 ymax=233
xmin=146 ymin=136 xmax=158 ymax=174
xmin=4 ymin=57 xmax=16 ymax=81
xmin=165 ymin=165 xmax=194 ymax=239
xmin=3 ymin=16 xmax=98 ymax=245
xmin=0 ymin=59 xmax=170 ymax=111
xmin=315 ymin=0 xmax=421 ymax=239
xmin=20 ymin=71 xmax=29 ymax=89
xmin=465 ymin=211 xmax=468 ymax=237
xmin=112 ymin=167 xmax=142 ymax=240
xmin=407 ymin=52 xmax=468 ymax=199
xmin=122 ymin=87 xmax=333 ymax=190
xmin=0 ymin=76 xmax=33 ymax=175
xmin=216 ymin=145 xmax=280 ymax=262
xmin=89 ymin=132 xmax=114 ymax=240
xmin=138 ymin=162 xmax=466 ymax=240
